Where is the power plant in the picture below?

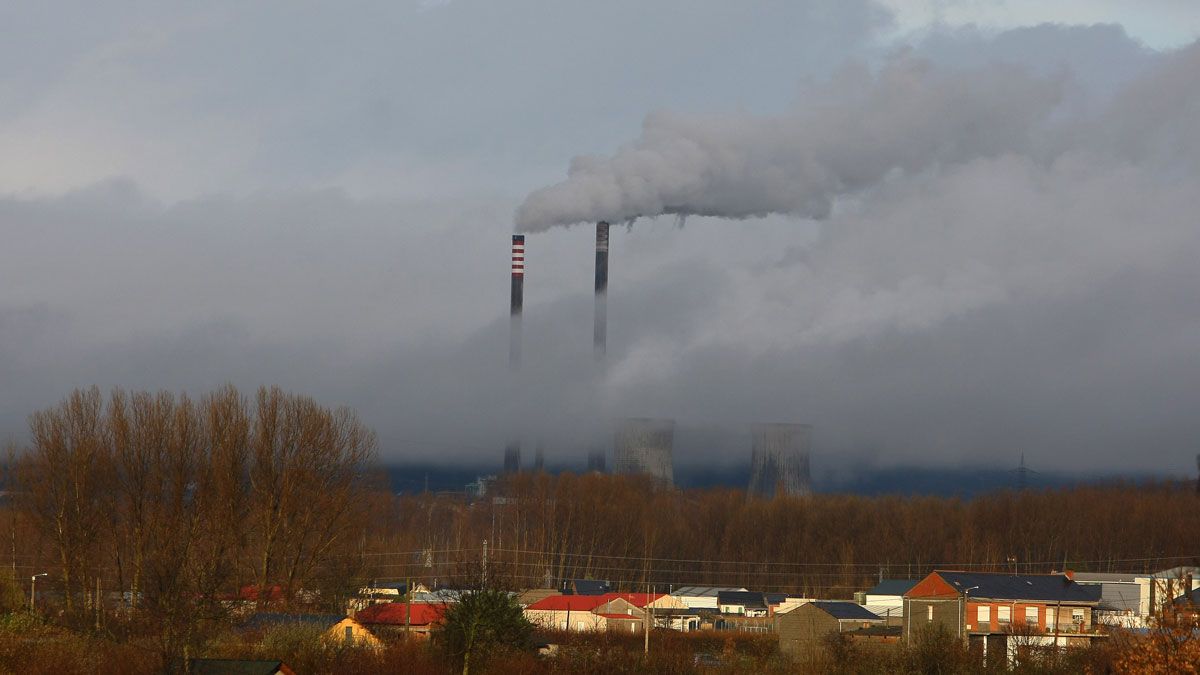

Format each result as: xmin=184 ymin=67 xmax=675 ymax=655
xmin=614 ymin=418 xmax=675 ymax=487
xmin=747 ymin=423 xmax=812 ymax=498
xmin=500 ymin=230 xmax=814 ymax=494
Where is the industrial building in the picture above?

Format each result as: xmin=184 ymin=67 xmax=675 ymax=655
xmin=747 ymin=423 xmax=812 ymax=497
xmin=613 ymin=418 xmax=675 ymax=487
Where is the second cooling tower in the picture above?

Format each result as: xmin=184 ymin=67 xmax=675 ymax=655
xmin=614 ymin=418 xmax=674 ymax=487
xmin=747 ymin=423 xmax=812 ymax=497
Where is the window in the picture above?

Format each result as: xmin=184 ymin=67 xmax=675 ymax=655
xmin=927 ymin=605 xmax=934 ymax=622
xmin=1072 ymin=609 xmax=1085 ymax=626
xmin=977 ymin=606 xmax=990 ymax=625
xmin=997 ymin=606 xmax=1011 ymax=624
xmin=1047 ymin=611 xmax=1057 ymax=630
xmin=1025 ymin=607 xmax=1039 ymax=624
xmin=630 ymin=624 xmax=637 ymax=633
xmin=344 ymin=626 xmax=354 ymax=642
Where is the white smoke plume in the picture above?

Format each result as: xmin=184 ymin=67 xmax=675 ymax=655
xmin=515 ymin=55 xmax=1063 ymax=230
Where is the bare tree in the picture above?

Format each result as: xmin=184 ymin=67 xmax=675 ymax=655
xmin=247 ymin=386 xmax=377 ymax=608
xmin=16 ymin=387 xmax=113 ymax=614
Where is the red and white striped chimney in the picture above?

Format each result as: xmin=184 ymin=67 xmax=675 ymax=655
xmin=510 ymin=234 xmax=525 ymax=369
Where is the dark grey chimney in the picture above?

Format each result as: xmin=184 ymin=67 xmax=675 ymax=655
xmin=594 ymin=222 xmax=609 ymax=359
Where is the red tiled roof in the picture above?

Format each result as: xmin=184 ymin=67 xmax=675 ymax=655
xmin=356 ymin=602 xmax=446 ymax=626
xmin=219 ymin=585 xmax=286 ymax=602
xmin=527 ymin=593 xmax=665 ymax=612
xmin=602 ymin=593 xmax=663 ymax=608
xmin=526 ymin=595 xmax=611 ymax=612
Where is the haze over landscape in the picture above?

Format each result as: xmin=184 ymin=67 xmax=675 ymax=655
xmin=3 ymin=1 xmax=1199 ymax=479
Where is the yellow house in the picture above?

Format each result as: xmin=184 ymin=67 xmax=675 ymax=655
xmin=246 ymin=613 xmax=383 ymax=649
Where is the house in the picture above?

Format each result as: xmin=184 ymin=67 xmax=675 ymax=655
xmin=858 ymin=580 xmax=916 ymax=625
xmin=243 ymin=613 xmax=382 ymax=648
xmin=410 ymin=589 xmax=464 ymax=604
xmin=561 ymin=579 xmax=613 ymax=595
xmin=778 ymin=601 xmax=889 ymax=657
xmin=518 ymin=588 xmax=560 ymax=607
xmin=671 ymin=586 xmax=748 ymax=611
xmin=1173 ymin=586 xmax=1200 ymax=617
xmin=1074 ymin=566 xmax=1199 ymax=628
xmin=355 ymin=602 xmax=446 ymax=637
xmin=904 ymin=571 xmax=1102 ymax=664
xmin=187 ymin=660 xmax=296 ymax=675
xmin=220 ymin=585 xmax=286 ymax=615
xmin=349 ymin=581 xmax=420 ymax=612
xmin=718 ymin=591 xmax=769 ymax=617
xmin=864 ymin=580 xmax=918 ymax=607
xmin=523 ymin=594 xmax=645 ymax=632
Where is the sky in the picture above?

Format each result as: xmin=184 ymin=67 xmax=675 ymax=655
xmin=1 ymin=1 xmax=1198 ymax=475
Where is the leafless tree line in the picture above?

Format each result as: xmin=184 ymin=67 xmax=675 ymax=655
xmin=10 ymin=385 xmax=376 ymax=660
xmin=374 ymin=471 xmax=1200 ymax=595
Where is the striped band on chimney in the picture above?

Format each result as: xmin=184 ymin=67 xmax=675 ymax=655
xmin=511 ymin=235 xmax=525 ymax=275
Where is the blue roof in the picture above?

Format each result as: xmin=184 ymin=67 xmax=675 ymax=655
xmin=865 ymin=579 xmax=918 ymax=596
xmin=563 ymin=579 xmax=612 ymax=596
xmin=929 ymin=572 xmax=1100 ymax=603
xmin=717 ymin=591 xmax=766 ymax=608
xmin=812 ymin=601 xmax=883 ymax=621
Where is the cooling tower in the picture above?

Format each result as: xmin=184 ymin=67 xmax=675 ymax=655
xmin=747 ymin=423 xmax=812 ymax=498
xmin=510 ymin=234 xmax=525 ymax=369
xmin=503 ymin=443 xmax=521 ymax=474
xmin=587 ymin=450 xmax=607 ymax=473
xmin=593 ymin=222 xmax=609 ymax=359
xmin=614 ymin=418 xmax=674 ymax=487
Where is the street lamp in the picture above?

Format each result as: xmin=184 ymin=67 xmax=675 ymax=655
xmin=29 ymin=573 xmax=47 ymax=612
xmin=960 ymin=585 xmax=980 ymax=641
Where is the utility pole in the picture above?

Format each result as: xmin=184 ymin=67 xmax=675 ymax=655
xmin=644 ymin=562 xmax=651 ymax=655
xmin=405 ymin=577 xmax=412 ymax=637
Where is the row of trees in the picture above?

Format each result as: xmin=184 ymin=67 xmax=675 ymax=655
xmin=7 ymin=385 xmax=1200 ymax=668
xmin=377 ymin=471 xmax=1200 ymax=595
xmin=9 ymin=385 xmax=377 ymax=660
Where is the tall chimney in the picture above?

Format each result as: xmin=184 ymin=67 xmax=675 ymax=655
xmin=594 ymin=222 xmax=609 ymax=359
xmin=510 ymin=234 xmax=525 ymax=369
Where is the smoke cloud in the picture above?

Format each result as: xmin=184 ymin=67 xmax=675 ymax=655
xmin=515 ymin=56 xmax=1063 ymax=230
xmin=3 ymin=6 xmax=1199 ymax=476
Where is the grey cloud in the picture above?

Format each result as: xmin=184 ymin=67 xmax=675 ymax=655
xmin=3 ymin=18 xmax=1200 ymax=478
xmin=0 ymin=0 xmax=889 ymax=198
